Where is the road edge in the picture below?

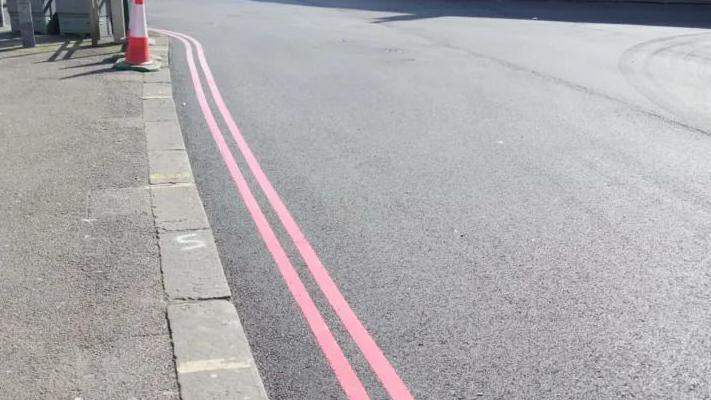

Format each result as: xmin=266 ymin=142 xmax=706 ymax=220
xmin=144 ymin=34 xmax=270 ymax=400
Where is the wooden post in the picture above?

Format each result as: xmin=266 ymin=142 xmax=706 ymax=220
xmin=0 ymin=0 xmax=5 ymax=28
xmin=18 ymin=0 xmax=36 ymax=48
xmin=109 ymin=0 xmax=126 ymax=43
xmin=88 ymin=0 xmax=100 ymax=46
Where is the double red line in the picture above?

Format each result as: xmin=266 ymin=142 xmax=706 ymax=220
xmin=151 ymin=29 xmax=414 ymax=400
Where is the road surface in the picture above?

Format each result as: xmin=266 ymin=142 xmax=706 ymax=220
xmin=149 ymin=1 xmax=711 ymax=399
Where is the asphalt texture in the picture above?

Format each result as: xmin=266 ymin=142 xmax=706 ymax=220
xmin=0 ymin=33 xmax=178 ymax=398
xmin=150 ymin=1 xmax=711 ymax=399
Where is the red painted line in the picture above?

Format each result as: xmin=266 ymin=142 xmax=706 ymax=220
xmin=157 ymin=30 xmax=371 ymax=400
xmin=154 ymin=29 xmax=415 ymax=400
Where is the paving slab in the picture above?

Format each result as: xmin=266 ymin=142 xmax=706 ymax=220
xmin=0 ymin=37 xmax=179 ymax=399
xmin=160 ymin=229 xmax=231 ymax=300
xmin=87 ymin=187 xmax=152 ymax=219
xmin=146 ymin=119 xmax=186 ymax=151
xmin=144 ymin=82 xmax=173 ymax=98
xmin=168 ymin=300 xmax=269 ymax=400
xmin=151 ymin=184 xmax=210 ymax=232
xmin=144 ymin=97 xmax=179 ymax=122
xmin=148 ymin=149 xmax=194 ymax=184
xmin=144 ymin=66 xmax=172 ymax=83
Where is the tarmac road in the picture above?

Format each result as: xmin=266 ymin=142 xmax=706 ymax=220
xmin=149 ymin=1 xmax=711 ymax=398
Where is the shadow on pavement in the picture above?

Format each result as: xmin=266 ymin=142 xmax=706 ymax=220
xmin=0 ymin=34 xmax=124 ymax=81
xmin=251 ymin=0 xmax=711 ymax=28
xmin=59 ymin=66 xmax=115 ymax=80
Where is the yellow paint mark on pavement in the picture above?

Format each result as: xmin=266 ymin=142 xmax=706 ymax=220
xmin=177 ymin=358 xmax=252 ymax=374
xmin=150 ymin=172 xmax=191 ymax=181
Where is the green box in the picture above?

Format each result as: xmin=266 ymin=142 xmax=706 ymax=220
xmin=58 ymin=13 xmax=109 ymax=36
xmin=6 ymin=0 xmax=53 ymax=34
xmin=8 ymin=12 xmax=52 ymax=34
xmin=55 ymin=0 xmax=110 ymax=36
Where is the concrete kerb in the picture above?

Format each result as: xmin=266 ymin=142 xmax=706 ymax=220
xmin=144 ymin=97 xmax=180 ymax=122
xmin=143 ymin=33 xmax=269 ymax=400
xmin=115 ymin=57 xmax=162 ymax=72
xmin=145 ymin=67 xmax=171 ymax=83
xmin=148 ymin=150 xmax=193 ymax=185
xmin=146 ymin=120 xmax=186 ymax=151
xmin=144 ymin=82 xmax=173 ymax=98
xmin=160 ymin=229 xmax=231 ymax=300
xmin=151 ymin=184 xmax=210 ymax=232
xmin=169 ymin=301 xmax=269 ymax=400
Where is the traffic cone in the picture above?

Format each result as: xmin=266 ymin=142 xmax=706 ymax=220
xmin=115 ymin=0 xmax=161 ymax=72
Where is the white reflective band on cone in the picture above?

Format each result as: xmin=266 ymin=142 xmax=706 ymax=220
xmin=130 ymin=4 xmax=147 ymax=38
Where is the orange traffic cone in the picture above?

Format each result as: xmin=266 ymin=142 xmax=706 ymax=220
xmin=115 ymin=0 xmax=160 ymax=71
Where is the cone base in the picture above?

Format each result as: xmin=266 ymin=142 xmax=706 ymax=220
xmin=114 ymin=58 xmax=162 ymax=73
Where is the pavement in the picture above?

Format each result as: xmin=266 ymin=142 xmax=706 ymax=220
xmin=0 ymin=20 xmax=267 ymax=400
xmin=0 ymin=32 xmax=179 ymax=398
xmin=148 ymin=0 xmax=711 ymax=399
